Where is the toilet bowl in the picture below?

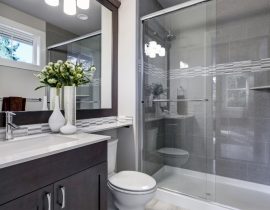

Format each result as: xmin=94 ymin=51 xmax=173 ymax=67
xmin=108 ymin=140 xmax=157 ymax=210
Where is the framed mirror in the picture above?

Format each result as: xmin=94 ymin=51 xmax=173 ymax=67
xmin=0 ymin=0 xmax=120 ymax=126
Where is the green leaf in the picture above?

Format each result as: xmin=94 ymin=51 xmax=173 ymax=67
xmin=35 ymin=85 xmax=46 ymax=91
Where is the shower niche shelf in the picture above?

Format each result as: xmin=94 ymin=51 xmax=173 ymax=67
xmin=249 ymin=85 xmax=270 ymax=90
xmin=165 ymin=114 xmax=194 ymax=120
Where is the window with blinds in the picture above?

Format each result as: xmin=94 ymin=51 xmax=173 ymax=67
xmin=0 ymin=23 xmax=36 ymax=65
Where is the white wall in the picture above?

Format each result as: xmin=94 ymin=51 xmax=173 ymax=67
xmin=0 ymin=2 xmax=46 ymax=32
xmin=117 ymin=0 xmax=138 ymax=171
xmin=118 ymin=0 xmax=137 ymax=124
xmin=101 ymin=7 xmax=113 ymax=109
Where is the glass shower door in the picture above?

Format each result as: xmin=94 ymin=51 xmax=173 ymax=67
xmin=141 ymin=0 xmax=216 ymax=200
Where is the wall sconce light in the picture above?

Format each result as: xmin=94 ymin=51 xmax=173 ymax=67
xmin=145 ymin=41 xmax=166 ymax=58
xmin=77 ymin=0 xmax=90 ymax=10
xmin=45 ymin=0 xmax=90 ymax=16
xmin=64 ymin=0 xmax=77 ymax=15
xmin=45 ymin=0 xmax=59 ymax=7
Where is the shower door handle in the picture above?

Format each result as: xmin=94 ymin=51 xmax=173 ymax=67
xmin=152 ymin=99 xmax=209 ymax=102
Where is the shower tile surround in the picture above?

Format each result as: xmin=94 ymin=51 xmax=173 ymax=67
xmin=144 ymin=59 xmax=270 ymax=186
xmin=0 ymin=116 xmax=133 ymax=141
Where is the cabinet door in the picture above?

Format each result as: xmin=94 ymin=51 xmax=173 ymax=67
xmin=54 ymin=163 xmax=107 ymax=210
xmin=0 ymin=185 xmax=53 ymax=210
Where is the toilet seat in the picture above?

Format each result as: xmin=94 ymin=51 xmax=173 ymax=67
xmin=108 ymin=171 xmax=157 ymax=194
xmin=108 ymin=181 xmax=156 ymax=195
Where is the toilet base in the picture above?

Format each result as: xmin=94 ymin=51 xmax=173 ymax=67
xmin=108 ymin=183 xmax=156 ymax=210
xmin=115 ymin=200 xmax=146 ymax=210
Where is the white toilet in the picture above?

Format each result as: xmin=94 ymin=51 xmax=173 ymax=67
xmin=108 ymin=139 xmax=157 ymax=210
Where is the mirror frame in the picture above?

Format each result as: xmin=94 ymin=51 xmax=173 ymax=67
xmin=0 ymin=0 xmax=121 ymax=127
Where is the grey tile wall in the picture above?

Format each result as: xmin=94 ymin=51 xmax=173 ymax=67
xmin=214 ymin=72 xmax=270 ymax=185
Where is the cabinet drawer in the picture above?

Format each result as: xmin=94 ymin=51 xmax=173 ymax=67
xmin=0 ymin=141 xmax=107 ymax=206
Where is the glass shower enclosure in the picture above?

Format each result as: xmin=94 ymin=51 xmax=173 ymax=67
xmin=140 ymin=0 xmax=270 ymax=210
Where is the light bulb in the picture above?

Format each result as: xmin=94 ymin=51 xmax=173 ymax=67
xmin=158 ymin=47 xmax=166 ymax=57
xmin=149 ymin=41 xmax=157 ymax=49
xmin=145 ymin=44 xmax=150 ymax=56
xmin=149 ymin=47 xmax=156 ymax=58
xmin=64 ymin=0 xmax=77 ymax=15
xmin=77 ymin=0 xmax=90 ymax=10
xmin=155 ymin=44 xmax=162 ymax=52
xmin=149 ymin=52 xmax=156 ymax=58
xmin=45 ymin=0 xmax=59 ymax=6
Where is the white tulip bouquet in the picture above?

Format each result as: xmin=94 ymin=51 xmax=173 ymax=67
xmin=35 ymin=60 xmax=96 ymax=90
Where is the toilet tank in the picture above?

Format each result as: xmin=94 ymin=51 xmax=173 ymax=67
xmin=108 ymin=139 xmax=118 ymax=176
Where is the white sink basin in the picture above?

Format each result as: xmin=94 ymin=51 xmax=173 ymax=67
xmin=9 ymin=133 xmax=51 ymax=142
xmin=0 ymin=134 xmax=77 ymax=158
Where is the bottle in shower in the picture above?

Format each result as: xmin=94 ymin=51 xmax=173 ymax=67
xmin=177 ymin=86 xmax=187 ymax=115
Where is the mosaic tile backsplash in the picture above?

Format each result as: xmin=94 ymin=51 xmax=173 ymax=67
xmin=0 ymin=116 xmax=132 ymax=141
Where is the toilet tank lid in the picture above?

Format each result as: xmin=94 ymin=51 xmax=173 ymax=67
xmin=108 ymin=171 xmax=156 ymax=192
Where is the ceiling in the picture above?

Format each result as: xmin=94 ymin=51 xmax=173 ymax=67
xmin=0 ymin=0 xmax=101 ymax=36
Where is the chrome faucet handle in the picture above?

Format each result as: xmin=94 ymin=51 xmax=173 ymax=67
xmin=5 ymin=112 xmax=19 ymax=140
xmin=5 ymin=112 xmax=16 ymax=124
xmin=5 ymin=111 xmax=16 ymax=117
xmin=7 ymin=122 xmax=19 ymax=129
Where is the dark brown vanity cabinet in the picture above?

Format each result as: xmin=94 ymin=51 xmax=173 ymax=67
xmin=0 ymin=141 xmax=107 ymax=210
xmin=54 ymin=164 xmax=107 ymax=210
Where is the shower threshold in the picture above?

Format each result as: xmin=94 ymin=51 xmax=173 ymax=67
xmin=153 ymin=166 xmax=270 ymax=210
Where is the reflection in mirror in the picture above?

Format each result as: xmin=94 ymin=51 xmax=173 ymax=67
xmin=48 ymin=32 xmax=102 ymax=110
xmin=0 ymin=0 xmax=113 ymax=112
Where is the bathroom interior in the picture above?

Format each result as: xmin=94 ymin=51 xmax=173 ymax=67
xmin=0 ymin=0 xmax=270 ymax=210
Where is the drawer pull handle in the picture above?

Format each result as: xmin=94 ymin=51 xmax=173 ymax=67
xmin=46 ymin=193 xmax=52 ymax=210
xmin=60 ymin=186 xmax=66 ymax=209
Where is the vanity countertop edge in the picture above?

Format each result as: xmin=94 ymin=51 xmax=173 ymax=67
xmin=0 ymin=132 xmax=111 ymax=169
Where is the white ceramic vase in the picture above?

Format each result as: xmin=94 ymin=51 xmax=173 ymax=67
xmin=42 ymin=96 xmax=48 ymax=111
xmin=64 ymin=86 xmax=76 ymax=126
xmin=60 ymin=121 xmax=77 ymax=135
xmin=48 ymin=95 xmax=65 ymax=132
xmin=50 ymin=87 xmax=62 ymax=110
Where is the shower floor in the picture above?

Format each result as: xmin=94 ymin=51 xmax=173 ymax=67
xmin=153 ymin=166 xmax=270 ymax=210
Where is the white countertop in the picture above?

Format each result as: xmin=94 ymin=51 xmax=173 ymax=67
xmin=81 ymin=120 xmax=133 ymax=133
xmin=0 ymin=132 xmax=110 ymax=169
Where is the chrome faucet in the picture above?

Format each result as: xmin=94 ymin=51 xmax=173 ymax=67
xmin=5 ymin=112 xmax=20 ymax=140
